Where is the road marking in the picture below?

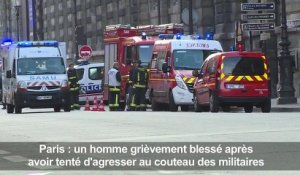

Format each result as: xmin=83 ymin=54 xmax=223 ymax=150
xmin=2 ymin=155 xmax=27 ymax=162
xmin=27 ymin=173 xmax=52 ymax=175
xmin=88 ymin=129 xmax=300 ymax=141
xmin=0 ymin=150 xmax=10 ymax=155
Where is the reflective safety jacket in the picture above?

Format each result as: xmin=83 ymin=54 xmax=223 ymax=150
xmin=132 ymin=67 xmax=148 ymax=88
xmin=67 ymin=68 xmax=80 ymax=92
xmin=108 ymin=67 xmax=121 ymax=87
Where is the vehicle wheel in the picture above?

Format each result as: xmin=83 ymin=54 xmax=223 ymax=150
xmin=151 ymin=99 xmax=160 ymax=111
xmin=64 ymin=105 xmax=71 ymax=112
xmin=169 ymin=91 xmax=178 ymax=112
xmin=209 ymin=91 xmax=219 ymax=113
xmin=7 ymin=104 xmax=14 ymax=114
xmin=244 ymin=105 xmax=253 ymax=113
xmin=261 ymin=99 xmax=271 ymax=113
xmin=15 ymin=105 xmax=22 ymax=114
xmin=181 ymin=105 xmax=189 ymax=112
xmin=222 ymin=105 xmax=231 ymax=112
xmin=54 ymin=106 xmax=61 ymax=112
xmin=194 ymin=97 xmax=202 ymax=112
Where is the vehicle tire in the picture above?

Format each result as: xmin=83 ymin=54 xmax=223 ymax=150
xmin=209 ymin=91 xmax=219 ymax=113
xmin=151 ymin=99 xmax=160 ymax=111
xmin=64 ymin=105 xmax=71 ymax=112
xmin=261 ymin=99 xmax=271 ymax=113
xmin=7 ymin=104 xmax=14 ymax=114
xmin=222 ymin=105 xmax=231 ymax=112
xmin=244 ymin=105 xmax=253 ymax=113
xmin=181 ymin=105 xmax=189 ymax=112
xmin=15 ymin=105 xmax=22 ymax=114
xmin=54 ymin=106 xmax=61 ymax=112
xmin=169 ymin=91 xmax=178 ymax=112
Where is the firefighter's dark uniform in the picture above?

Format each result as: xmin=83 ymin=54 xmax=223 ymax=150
xmin=127 ymin=67 xmax=135 ymax=111
xmin=67 ymin=68 xmax=80 ymax=110
xmin=108 ymin=66 xmax=121 ymax=111
xmin=131 ymin=62 xmax=148 ymax=111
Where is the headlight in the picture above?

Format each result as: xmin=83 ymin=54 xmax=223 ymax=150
xmin=61 ymin=80 xmax=68 ymax=88
xmin=175 ymin=76 xmax=188 ymax=90
xmin=17 ymin=81 xmax=27 ymax=89
xmin=225 ymin=84 xmax=245 ymax=89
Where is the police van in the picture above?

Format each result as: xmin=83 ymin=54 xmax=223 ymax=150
xmin=75 ymin=62 xmax=104 ymax=104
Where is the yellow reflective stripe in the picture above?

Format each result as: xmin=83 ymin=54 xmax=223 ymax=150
xmin=221 ymin=63 xmax=224 ymax=70
xmin=220 ymin=73 xmax=225 ymax=79
xmin=115 ymin=94 xmax=119 ymax=105
xmin=137 ymin=72 xmax=140 ymax=82
xmin=255 ymin=76 xmax=263 ymax=81
xmin=130 ymin=95 xmax=136 ymax=107
xmin=235 ymin=76 xmax=243 ymax=81
xmin=187 ymin=78 xmax=195 ymax=84
xmin=263 ymin=73 xmax=268 ymax=80
xmin=109 ymin=104 xmax=119 ymax=107
xmin=134 ymin=84 xmax=146 ymax=88
xmin=109 ymin=88 xmax=120 ymax=91
xmin=226 ymin=76 xmax=234 ymax=81
xmin=245 ymin=76 xmax=254 ymax=81
xmin=182 ymin=77 xmax=188 ymax=81
xmin=264 ymin=63 xmax=267 ymax=70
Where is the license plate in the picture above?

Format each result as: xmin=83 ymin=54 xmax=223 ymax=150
xmin=36 ymin=96 xmax=52 ymax=100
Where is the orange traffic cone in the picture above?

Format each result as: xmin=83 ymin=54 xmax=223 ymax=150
xmin=98 ymin=95 xmax=105 ymax=112
xmin=84 ymin=96 xmax=91 ymax=111
xmin=92 ymin=96 xmax=98 ymax=111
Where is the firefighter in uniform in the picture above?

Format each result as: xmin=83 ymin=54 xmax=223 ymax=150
xmin=67 ymin=63 xmax=80 ymax=110
xmin=126 ymin=60 xmax=139 ymax=111
xmin=108 ymin=62 xmax=121 ymax=111
xmin=131 ymin=60 xmax=148 ymax=111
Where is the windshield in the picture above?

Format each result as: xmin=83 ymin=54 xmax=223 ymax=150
xmin=223 ymin=57 xmax=265 ymax=76
xmin=17 ymin=57 xmax=66 ymax=75
xmin=138 ymin=45 xmax=154 ymax=67
xmin=173 ymin=50 xmax=219 ymax=70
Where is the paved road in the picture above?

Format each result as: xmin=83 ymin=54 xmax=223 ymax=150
xmin=0 ymin=107 xmax=299 ymax=175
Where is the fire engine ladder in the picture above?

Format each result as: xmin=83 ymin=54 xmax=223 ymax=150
xmin=105 ymin=24 xmax=132 ymax=31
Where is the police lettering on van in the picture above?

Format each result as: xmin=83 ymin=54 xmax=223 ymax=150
xmin=75 ymin=62 xmax=104 ymax=103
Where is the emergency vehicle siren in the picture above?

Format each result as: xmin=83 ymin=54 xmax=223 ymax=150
xmin=98 ymin=95 xmax=105 ymax=112
xmin=84 ymin=96 xmax=91 ymax=111
xmin=92 ymin=96 xmax=99 ymax=111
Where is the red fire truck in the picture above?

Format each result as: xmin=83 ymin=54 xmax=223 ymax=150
xmin=103 ymin=23 xmax=183 ymax=110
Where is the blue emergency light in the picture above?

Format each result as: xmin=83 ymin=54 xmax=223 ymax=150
xmin=141 ymin=32 xmax=147 ymax=40
xmin=175 ymin=33 xmax=182 ymax=40
xmin=17 ymin=41 xmax=58 ymax=47
xmin=1 ymin=38 xmax=13 ymax=46
xmin=194 ymin=34 xmax=202 ymax=40
xmin=205 ymin=32 xmax=214 ymax=40
xmin=158 ymin=34 xmax=175 ymax=40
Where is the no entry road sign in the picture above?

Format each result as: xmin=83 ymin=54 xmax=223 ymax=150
xmin=79 ymin=45 xmax=93 ymax=59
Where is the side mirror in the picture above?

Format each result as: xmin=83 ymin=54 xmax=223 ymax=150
xmin=162 ymin=62 xmax=170 ymax=73
xmin=6 ymin=70 xmax=12 ymax=78
xmin=126 ymin=59 xmax=132 ymax=65
xmin=192 ymin=70 xmax=199 ymax=77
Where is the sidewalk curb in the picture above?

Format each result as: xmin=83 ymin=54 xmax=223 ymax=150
xmin=271 ymin=107 xmax=300 ymax=112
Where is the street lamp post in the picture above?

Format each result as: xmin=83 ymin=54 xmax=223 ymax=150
xmin=14 ymin=4 xmax=21 ymax=41
xmin=73 ymin=0 xmax=79 ymax=64
xmin=277 ymin=0 xmax=297 ymax=104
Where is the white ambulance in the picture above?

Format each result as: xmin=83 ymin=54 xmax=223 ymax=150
xmin=1 ymin=41 xmax=70 ymax=114
xmin=74 ymin=62 xmax=104 ymax=104
xmin=148 ymin=34 xmax=223 ymax=111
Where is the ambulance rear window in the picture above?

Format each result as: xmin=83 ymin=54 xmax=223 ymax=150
xmin=223 ymin=57 xmax=264 ymax=76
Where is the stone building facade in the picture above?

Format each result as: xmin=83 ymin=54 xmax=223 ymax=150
xmin=0 ymin=0 xmax=300 ymax=97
